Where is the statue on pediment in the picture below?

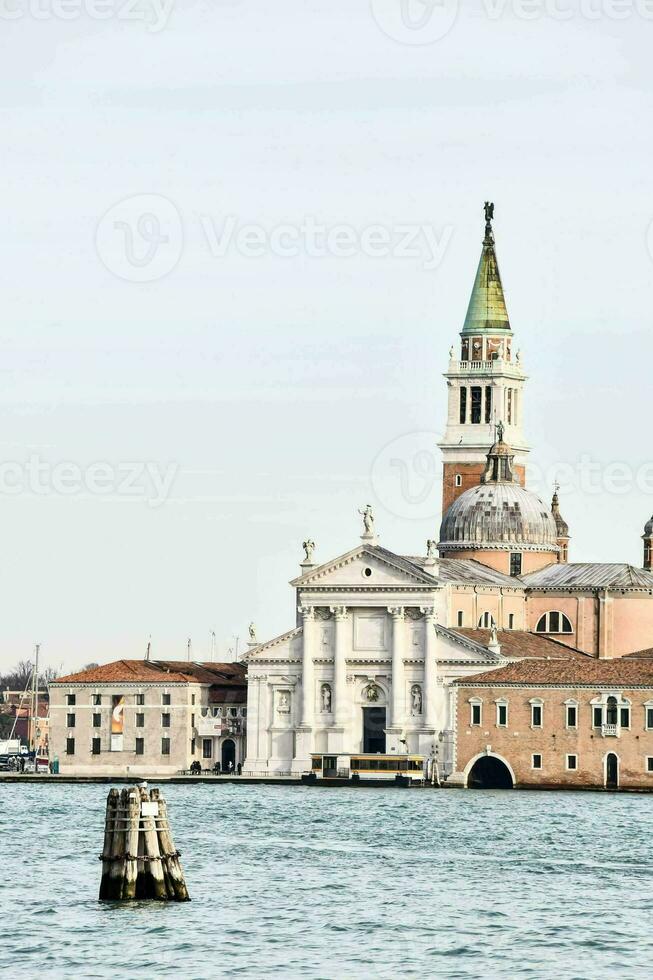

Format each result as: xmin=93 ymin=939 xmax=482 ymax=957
xmin=302 ymin=539 xmax=316 ymax=563
xmin=359 ymin=504 xmax=375 ymax=535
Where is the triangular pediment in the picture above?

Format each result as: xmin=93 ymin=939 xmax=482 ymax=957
xmin=290 ymin=544 xmax=439 ymax=589
xmin=435 ymin=625 xmax=506 ymax=665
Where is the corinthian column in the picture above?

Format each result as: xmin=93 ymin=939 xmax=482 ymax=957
xmin=389 ymin=607 xmax=405 ymax=728
xmin=422 ymin=607 xmax=437 ymax=729
xmin=331 ymin=606 xmax=349 ymax=728
xmin=300 ymin=606 xmax=316 ymax=727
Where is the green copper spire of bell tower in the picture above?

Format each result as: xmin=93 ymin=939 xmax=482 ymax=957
xmin=461 ymin=201 xmax=512 ymax=335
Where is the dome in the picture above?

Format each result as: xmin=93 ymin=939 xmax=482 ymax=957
xmin=438 ymin=482 xmax=559 ymax=554
xmin=644 ymin=516 xmax=653 ymax=538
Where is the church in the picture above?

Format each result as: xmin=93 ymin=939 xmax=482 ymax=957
xmin=243 ymin=204 xmax=653 ymax=779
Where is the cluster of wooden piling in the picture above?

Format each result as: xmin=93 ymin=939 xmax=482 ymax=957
xmin=99 ymin=784 xmax=190 ymax=901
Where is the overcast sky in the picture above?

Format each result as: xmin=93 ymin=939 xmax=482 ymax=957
xmin=1 ymin=0 xmax=652 ymax=673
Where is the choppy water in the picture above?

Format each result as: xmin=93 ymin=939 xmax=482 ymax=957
xmin=1 ymin=784 xmax=652 ymax=979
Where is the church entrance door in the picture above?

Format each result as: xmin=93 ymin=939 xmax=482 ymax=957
xmin=606 ymin=753 xmax=618 ymax=789
xmin=221 ymin=738 xmax=236 ymax=772
xmin=363 ymin=707 xmax=386 ymax=753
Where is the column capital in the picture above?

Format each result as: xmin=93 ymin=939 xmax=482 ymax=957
xmin=388 ymin=606 xmax=405 ymax=619
xmin=298 ymin=605 xmax=316 ymax=621
xmin=330 ymin=605 xmax=349 ymax=621
xmin=420 ymin=606 xmax=436 ymax=621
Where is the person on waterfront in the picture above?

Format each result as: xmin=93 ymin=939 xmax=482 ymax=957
xmin=237 ymin=762 xmax=242 ymax=776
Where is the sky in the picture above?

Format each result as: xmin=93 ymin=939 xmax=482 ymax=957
xmin=1 ymin=0 xmax=652 ymax=674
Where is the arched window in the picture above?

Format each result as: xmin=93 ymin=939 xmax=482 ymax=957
xmin=457 ymin=610 xmax=464 ymax=627
xmin=478 ymin=612 xmax=496 ymax=628
xmin=455 ymin=474 xmax=463 ymax=488
xmin=606 ymin=696 xmax=618 ymax=726
xmin=535 ymin=611 xmax=573 ymax=634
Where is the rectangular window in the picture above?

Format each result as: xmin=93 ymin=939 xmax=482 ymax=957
xmin=457 ymin=610 xmax=464 ymax=627
xmin=191 ymin=694 xmax=196 ymax=705
xmin=191 ymin=713 xmax=195 ymax=728
xmin=509 ymin=553 xmax=522 ymax=577
xmin=566 ymin=754 xmax=577 ymax=771
xmin=66 ymin=737 xmax=75 ymax=755
xmin=161 ymin=737 xmax=170 ymax=756
xmin=532 ymin=754 xmax=542 ymax=770
xmin=507 ymin=388 xmax=513 ymax=424
xmin=647 ymin=757 xmax=653 ymax=773
xmin=67 ymin=713 xmax=76 ymax=728
xmin=459 ymin=387 xmax=467 ymax=424
xmin=66 ymin=694 xmax=76 ymax=706
xmin=485 ymin=386 xmax=492 ymax=424
xmin=136 ymin=693 xmax=145 ymax=706
xmin=202 ymin=738 xmax=212 ymax=759
xmin=508 ymin=613 xmax=515 ymax=629
xmin=646 ymin=707 xmax=653 ymax=730
xmin=497 ymin=703 xmax=508 ymax=727
xmin=471 ymin=387 xmax=482 ymax=424
xmin=92 ymin=737 xmax=101 ymax=755
xmin=161 ymin=713 xmax=171 ymax=728
xmin=566 ymin=705 xmax=577 ymax=728
xmin=135 ymin=738 xmax=144 ymax=756
xmin=136 ymin=713 xmax=144 ymax=728
xmin=593 ymin=706 xmax=603 ymax=728
xmin=162 ymin=693 xmax=171 ymax=706
xmin=620 ymin=707 xmax=630 ymax=729
xmin=531 ymin=704 xmax=542 ymax=728
xmin=191 ymin=738 xmax=196 ymax=756
xmin=93 ymin=694 xmax=101 ymax=706
xmin=471 ymin=703 xmax=482 ymax=726
xmin=549 ymin=611 xmax=560 ymax=633
xmin=92 ymin=713 xmax=101 ymax=728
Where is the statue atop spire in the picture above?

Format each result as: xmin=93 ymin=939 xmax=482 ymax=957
xmin=484 ymin=201 xmax=495 ymax=243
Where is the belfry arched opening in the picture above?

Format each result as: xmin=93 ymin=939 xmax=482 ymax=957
xmin=467 ymin=755 xmax=514 ymax=789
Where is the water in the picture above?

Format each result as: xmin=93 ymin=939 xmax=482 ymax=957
xmin=1 ymin=784 xmax=652 ymax=979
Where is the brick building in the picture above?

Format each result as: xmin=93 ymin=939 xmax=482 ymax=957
xmin=451 ymin=657 xmax=653 ymax=790
xmin=49 ymin=659 xmax=246 ymax=775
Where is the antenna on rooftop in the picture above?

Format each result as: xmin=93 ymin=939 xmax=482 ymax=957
xmin=210 ymin=631 xmax=216 ymax=663
xmin=187 ymin=637 xmax=192 ymax=663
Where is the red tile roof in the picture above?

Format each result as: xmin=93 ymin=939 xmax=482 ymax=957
xmin=53 ymin=660 xmax=246 ymax=686
xmin=455 ymin=658 xmax=653 ymax=687
xmin=623 ymin=648 xmax=653 ymax=659
xmin=452 ymin=628 xmax=589 ymax=660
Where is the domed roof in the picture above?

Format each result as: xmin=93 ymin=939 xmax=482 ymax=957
xmin=438 ymin=482 xmax=559 ymax=554
xmin=644 ymin=516 xmax=653 ymax=538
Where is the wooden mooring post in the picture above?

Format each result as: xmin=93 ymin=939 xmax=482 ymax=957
xmin=99 ymin=783 xmax=190 ymax=902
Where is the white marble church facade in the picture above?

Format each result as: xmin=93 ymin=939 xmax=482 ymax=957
xmin=243 ymin=526 xmax=509 ymax=777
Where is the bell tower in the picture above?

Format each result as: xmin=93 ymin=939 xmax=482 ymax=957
xmin=438 ymin=203 xmax=529 ymax=513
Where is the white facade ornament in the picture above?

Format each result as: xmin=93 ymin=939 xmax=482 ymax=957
xmin=320 ymin=684 xmax=332 ymax=713
xmin=411 ymin=685 xmax=423 ymax=716
xmin=302 ymin=539 xmax=316 ymax=564
xmin=248 ymin=622 xmax=257 ymax=643
xmin=277 ymin=690 xmax=290 ymax=714
xmin=364 ymin=684 xmax=380 ymax=702
xmin=358 ymin=504 xmax=377 ymax=541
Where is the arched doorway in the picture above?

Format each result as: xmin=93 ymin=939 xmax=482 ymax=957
xmin=606 ymin=753 xmax=619 ymax=789
xmin=221 ymin=739 xmax=236 ymax=772
xmin=467 ymin=755 xmax=514 ymax=789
